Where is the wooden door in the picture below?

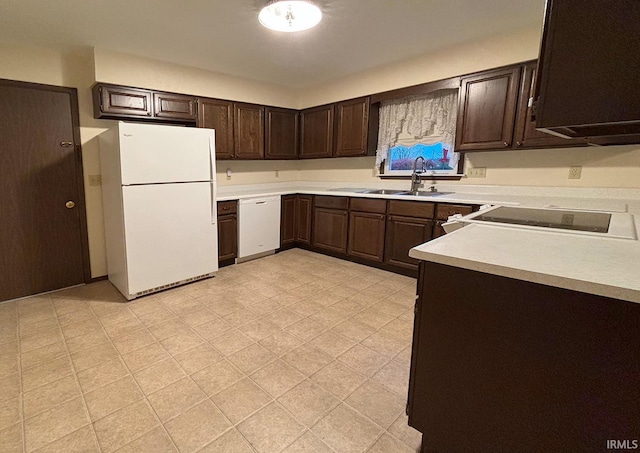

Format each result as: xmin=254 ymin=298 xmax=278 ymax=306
xmin=265 ymin=107 xmax=299 ymax=159
xmin=300 ymin=105 xmax=334 ymax=158
xmin=312 ymin=208 xmax=348 ymax=253
xmin=234 ymin=103 xmax=264 ymax=159
xmin=335 ymin=97 xmax=370 ymax=157
xmin=456 ymin=66 xmax=522 ymax=151
xmin=281 ymin=195 xmax=296 ymax=246
xmin=198 ymin=99 xmax=235 ymax=159
xmin=385 ymin=215 xmax=433 ymax=270
xmin=348 ymin=211 xmax=386 ymax=262
xmin=0 ymin=80 xmax=89 ymax=301
xmin=295 ymin=195 xmax=313 ymax=244
xmin=514 ymin=62 xmax=588 ymax=149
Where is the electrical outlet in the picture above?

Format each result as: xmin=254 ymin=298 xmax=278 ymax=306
xmin=568 ymin=166 xmax=582 ymax=179
xmin=88 ymin=175 xmax=102 ymax=186
xmin=468 ymin=167 xmax=486 ymax=178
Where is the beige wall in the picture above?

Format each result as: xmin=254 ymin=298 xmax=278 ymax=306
xmin=94 ymin=48 xmax=297 ymax=108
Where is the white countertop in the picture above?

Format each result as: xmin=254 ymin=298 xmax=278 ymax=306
xmin=217 ymin=181 xmax=640 ymax=304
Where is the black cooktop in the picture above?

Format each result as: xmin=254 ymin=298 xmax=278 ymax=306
xmin=473 ymin=207 xmax=611 ymax=233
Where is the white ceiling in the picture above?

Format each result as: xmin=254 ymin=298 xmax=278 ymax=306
xmin=0 ymin=0 xmax=546 ymax=88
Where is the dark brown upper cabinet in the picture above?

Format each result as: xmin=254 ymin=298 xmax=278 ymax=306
xmin=455 ymin=66 xmax=522 ymax=152
xmin=534 ymin=0 xmax=640 ymax=141
xmin=93 ymin=83 xmax=197 ymax=123
xmin=335 ymin=97 xmax=370 ymax=157
xmin=153 ymin=92 xmax=197 ymax=122
xmin=199 ymin=100 xmax=264 ymax=160
xmin=300 ymin=104 xmax=335 ymax=159
xmin=93 ymin=85 xmax=153 ymax=119
xmin=234 ymin=103 xmax=265 ymax=159
xmin=265 ymin=107 xmax=299 ymax=160
xmin=198 ymin=99 xmax=235 ymax=159
xmin=514 ymin=62 xmax=587 ymax=149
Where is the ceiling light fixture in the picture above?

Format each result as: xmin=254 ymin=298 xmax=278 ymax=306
xmin=258 ymin=0 xmax=322 ymax=33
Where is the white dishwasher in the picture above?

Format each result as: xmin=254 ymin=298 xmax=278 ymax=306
xmin=237 ymin=195 xmax=281 ymax=261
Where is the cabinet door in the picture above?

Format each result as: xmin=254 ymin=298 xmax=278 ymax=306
xmin=335 ymin=97 xmax=370 ymax=157
xmin=432 ymin=220 xmax=446 ymax=239
xmin=218 ymin=214 xmax=237 ymax=262
xmin=265 ymin=107 xmax=299 ymax=159
xmin=296 ymin=195 xmax=313 ymax=244
xmin=234 ymin=103 xmax=265 ymax=159
xmin=312 ymin=208 xmax=348 ymax=253
xmin=153 ymin=92 xmax=197 ymax=121
xmin=198 ymin=99 xmax=235 ymax=159
xmin=95 ymin=85 xmax=153 ymax=118
xmin=456 ymin=66 xmax=522 ymax=151
xmin=348 ymin=211 xmax=386 ymax=262
xmin=281 ymin=195 xmax=296 ymax=246
xmin=300 ymin=105 xmax=334 ymax=158
xmin=385 ymin=215 xmax=433 ymax=270
xmin=514 ymin=62 xmax=587 ymax=149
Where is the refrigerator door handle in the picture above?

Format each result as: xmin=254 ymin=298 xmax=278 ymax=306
xmin=209 ymin=135 xmax=217 ymax=225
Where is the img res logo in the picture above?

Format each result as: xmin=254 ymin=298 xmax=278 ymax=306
xmin=607 ymin=440 xmax=639 ymax=450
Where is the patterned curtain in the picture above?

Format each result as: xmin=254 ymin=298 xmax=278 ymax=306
xmin=376 ymin=89 xmax=458 ymax=167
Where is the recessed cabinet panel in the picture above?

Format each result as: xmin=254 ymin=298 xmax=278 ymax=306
xmin=385 ymin=215 xmax=433 ymax=270
xmin=335 ymin=97 xmax=370 ymax=157
xmin=266 ymin=107 xmax=299 ymax=159
xmin=281 ymin=195 xmax=296 ymax=246
xmin=348 ymin=211 xmax=386 ymax=262
xmin=198 ymin=99 xmax=235 ymax=159
xmin=312 ymin=208 xmax=348 ymax=253
xmin=234 ymin=103 xmax=265 ymax=159
xmin=153 ymin=93 xmax=197 ymax=121
xmin=300 ymin=105 xmax=334 ymax=158
xmin=98 ymin=85 xmax=153 ymax=118
xmin=456 ymin=66 xmax=521 ymax=151
xmin=296 ymin=195 xmax=313 ymax=244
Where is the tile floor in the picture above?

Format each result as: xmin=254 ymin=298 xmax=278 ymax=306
xmin=0 ymin=249 xmax=423 ymax=453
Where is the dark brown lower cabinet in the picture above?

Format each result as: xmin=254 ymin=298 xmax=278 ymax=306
xmin=384 ymin=215 xmax=433 ymax=270
xmin=312 ymin=208 xmax=348 ymax=254
xmin=348 ymin=211 xmax=386 ymax=262
xmin=281 ymin=195 xmax=296 ymax=246
xmin=409 ymin=261 xmax=640 ymax=453
xmin=281 ymin=194 xmax=313 ymax=247
xmin=295 ymin=195 xmax=312 ymax=244
xmin=217 ymin=201 xmax=237 ymax=263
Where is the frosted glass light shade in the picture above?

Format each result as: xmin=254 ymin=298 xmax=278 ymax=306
xmin=259 ymin=1 xmax=322 ymax=32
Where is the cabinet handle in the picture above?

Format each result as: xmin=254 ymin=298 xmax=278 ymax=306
xmin=503 ymin=141 xmax=509 ymax=147
xmin=516 ymin=141 xmax=523 ymax=147
xmin=221 ymin=207 xmax=230 ymax=211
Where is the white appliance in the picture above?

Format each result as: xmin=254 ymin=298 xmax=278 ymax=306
xmin=99 ymin=122 xmax=218 ymax=300
xmin=237 ymin=196 xmax=281 ymax=261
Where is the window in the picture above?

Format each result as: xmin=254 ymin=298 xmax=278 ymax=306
xmin=376 ymin=90 xmax=459 ymax=176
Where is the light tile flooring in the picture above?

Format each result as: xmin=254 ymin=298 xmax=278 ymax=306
xmin=0 ymin=249 xmax=422 ymax=453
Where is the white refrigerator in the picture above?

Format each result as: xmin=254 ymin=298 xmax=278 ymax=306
xmin=99 ymin=122 xmax=218 ymax=300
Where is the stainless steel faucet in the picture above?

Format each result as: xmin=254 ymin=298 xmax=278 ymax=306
xmin=410 ymin=156 xmax=426 ymax=194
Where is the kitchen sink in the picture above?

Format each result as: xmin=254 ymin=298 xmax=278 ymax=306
xmin=364 ymin=189 xmax=411 ymax=195
xmin=405 ymin=191 xmax=454 ymax=197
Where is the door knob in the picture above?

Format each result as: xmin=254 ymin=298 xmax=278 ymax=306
xmin=65 ymin=201 xmax=75 ymax=209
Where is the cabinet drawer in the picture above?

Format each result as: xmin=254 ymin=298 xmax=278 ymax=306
xmin=436 ymin=204 xmax=474 ymax=220
xmin=314 ymin=195 xmax=349 ymax=210
xmin=217 ymin=200 xmax=237 ymax=215
xmin=388 ymin=200 xmax=434 ymax=219
xmin=349 ymin=197 xmax=386 ymax=214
